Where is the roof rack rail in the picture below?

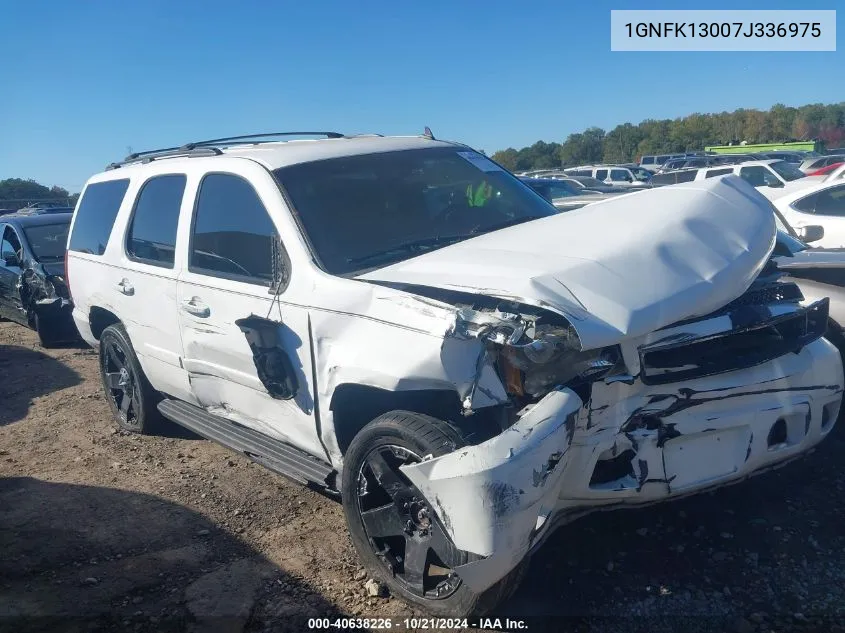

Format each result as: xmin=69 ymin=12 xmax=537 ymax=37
xmin=181 ymin=131 xmax=344 ymax=150
xmin=106 ymin=131 xmax=346 ymax=171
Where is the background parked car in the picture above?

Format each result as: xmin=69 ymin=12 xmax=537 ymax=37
xmin=769 ymin=180 xmax=845 ymax=249
xmin=520 ymin=177 xmax=616 ymax=211
xmin=560 ymin=175 xmax=628 ymax=194
xmin=653 ymin=159 xmax=809 ymax=190
xmin=564 ymin=164 xmax=652 ymax=187
xmin=0 ymin=212 xmax=77 ymax=346
xmin=799 ymin=155 xmax=845 ymax=174
xmin=771 ymin=206 xmax=845 ymax=345
xmin=807 ymin=162 xmax=845 ymax=177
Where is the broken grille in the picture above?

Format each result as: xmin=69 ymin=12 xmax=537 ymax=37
xmin=640 ymin=298 xmax=829 ymax=386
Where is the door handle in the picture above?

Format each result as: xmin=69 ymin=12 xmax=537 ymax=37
xmin=180 ymin=297 xmax=210 ymax=318
xmin=116 ymin=278 xmax=134 ymax=296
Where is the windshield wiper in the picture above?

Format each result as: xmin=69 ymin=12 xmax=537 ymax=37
xmin=346 ymin=234 xmax=468 ymax=267
xmin=471 ymin=215 xmax=541 ymax=235
xmin=346 ymin=216 xmax=543 ymax=269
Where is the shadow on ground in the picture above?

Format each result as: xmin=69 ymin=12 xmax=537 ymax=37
xmin=0 ymin=477 xmax=342 ymax=632
xmin=0 ymin=345 xmax=81 ymax=426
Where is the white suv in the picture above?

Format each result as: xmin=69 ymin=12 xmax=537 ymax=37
xmin=66 ymin=133 xmax=843 ymax=616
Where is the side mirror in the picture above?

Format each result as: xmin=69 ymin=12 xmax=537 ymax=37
xmin=268 ymin=233 xmax=291 ymax=295
xmin=767 ymin=180 xmax=784 ymax=188
xmin=2 ymin=251 xmax=19 ymax=267
xmin=798 ymin=225 xmax=824 ymax=243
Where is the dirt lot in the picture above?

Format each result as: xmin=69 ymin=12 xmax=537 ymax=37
xmin=2 ymin=320 xmax=845 ymax=633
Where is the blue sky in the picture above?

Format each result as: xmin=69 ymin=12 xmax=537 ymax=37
xmin=0 ymin=0 xmax=841 ymax=192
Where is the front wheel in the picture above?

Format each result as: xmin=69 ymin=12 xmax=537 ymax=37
xmin=341 ymin=410 xmax=525 ymax=616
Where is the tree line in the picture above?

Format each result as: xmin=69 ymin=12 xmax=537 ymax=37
xmin=0 ymin=178 xmax=78 ymax=210
xmin=491 ymin=102 xmax=845 ymax=172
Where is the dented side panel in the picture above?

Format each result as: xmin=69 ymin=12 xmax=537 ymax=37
xmin=308 ymin=281 xmax=509 ymax=464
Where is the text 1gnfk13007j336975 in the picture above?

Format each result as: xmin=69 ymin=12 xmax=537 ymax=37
xmin=624 ymin=22 xmax=822 ymax=38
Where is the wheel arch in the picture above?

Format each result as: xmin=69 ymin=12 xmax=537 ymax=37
xmin=89 ymin=306 xmax=121 ymax=340
xmin=328 ymin=383 xmax=503 ymax=456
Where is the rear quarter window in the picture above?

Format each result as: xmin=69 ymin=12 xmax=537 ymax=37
xmin=69 ymin=179 xmax=130 ymax=255
xmin=705 ymin=168 xmax=733 ymax=178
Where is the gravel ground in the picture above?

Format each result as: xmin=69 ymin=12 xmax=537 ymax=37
xmin=1 ymin=319 xmax=844 ymax=633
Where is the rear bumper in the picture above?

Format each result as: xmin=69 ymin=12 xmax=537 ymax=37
xmin=34 ymin=298 xmax=78 ymax=340
xmin=72 ymin=307 xmax=97 ymax=347
xmin=402 ymin=337 xmax=843 ymax=594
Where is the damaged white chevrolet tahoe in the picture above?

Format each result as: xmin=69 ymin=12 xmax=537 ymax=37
xmin=66 ymin=132 xmax=843 ymax=616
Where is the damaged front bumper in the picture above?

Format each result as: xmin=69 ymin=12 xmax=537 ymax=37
xmin=401 ymin=336 xmax=843 ymax=595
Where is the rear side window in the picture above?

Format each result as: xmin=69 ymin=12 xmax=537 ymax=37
xmin=705 ymin=168 xmax=733 ymax=178
xmin=126 ymin=174 xmax=186 ymax=267
xmin=595 ymin=169 xmax=608 ymax=180
xmin=609 ymin=169 xmax=629 ymax=180
xmin=69 ymin=179 xmax=130 ymax=255
xmin=189 ymin=173 xmax=277 ymax=285
xmin=642 ymin=157 xmax=654 ymax=165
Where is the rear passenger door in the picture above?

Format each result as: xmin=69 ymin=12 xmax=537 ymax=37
xmin=175 ymin=167 xmax=323 ymax=458
xmin=114 ymin=173 xmax=192 ymax=401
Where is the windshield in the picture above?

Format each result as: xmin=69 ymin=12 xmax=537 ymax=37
xmin=770 ymin=160 xmax=806 ymax=182
xmin=22 ymin=222 xmax=70 ymax=261
xmin=630 ymin=167 xmax=651 ymax=181
xmin=274 ymin=147 xmax=557 ymax=274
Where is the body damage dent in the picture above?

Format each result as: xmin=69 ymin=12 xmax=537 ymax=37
xmin=400 ymin=389 xmax=582 ymax=594
xmin=236 ymin=315 xmax=299 ymax=400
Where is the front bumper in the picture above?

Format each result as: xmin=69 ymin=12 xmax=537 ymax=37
xmin=402 ymin=337 xmax=843 ymax=594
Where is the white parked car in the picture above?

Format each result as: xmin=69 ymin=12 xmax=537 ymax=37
xmin=564 ymin=164 xmax=652 ymax=187
xmin=769 ymin=179 xmax=845 ymax=248
xmin=66 ymin=135 xmax=842 ymax=616
xmin=653 ymin=159 xmax=810 ymax=190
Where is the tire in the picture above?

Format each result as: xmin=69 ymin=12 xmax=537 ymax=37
xmin=341 ymin=410 xmax=526 ymax=616
xmin=99 ymin=323 xmax=161 ymax=434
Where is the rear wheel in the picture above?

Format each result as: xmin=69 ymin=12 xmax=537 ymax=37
xmin=341 ymin=410 xmax=526 ymax=616
xmin=99 ymin=323 xmax=160 ymax=434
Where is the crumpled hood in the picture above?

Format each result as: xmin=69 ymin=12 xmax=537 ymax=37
xmin=359 ymin=176 xmax=777 ymax=350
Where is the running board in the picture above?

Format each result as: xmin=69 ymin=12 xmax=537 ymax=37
xmin=157 ymin=399 xmax=336 ymax=492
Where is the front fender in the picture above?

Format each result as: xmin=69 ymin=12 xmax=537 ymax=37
xmin=401 ymin=388 xmax=583 ymax=592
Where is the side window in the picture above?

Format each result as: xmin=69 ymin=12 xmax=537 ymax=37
xmin=739 ymin=166 xmax=768 ymax=187
xmin=68 ymin=179 xmax=130 ymax=255
xmin=189 ymin=173 xmax=278 ymax=285
xmin=705 ymin=168 xmax=733 ymax=179
xmin=1 ymin=226 xmax=22 ymax=267
xmin=126 ymin=174 xmax=186 ymax=267
xmin=811 ymin=185 xmax=845 ymax=217
xmin=609 ymin=169 xmax=628 ymax=181
xmin=793 ymin=192 xmax=819 ymax=213
xmin=595 ymin=169 xmax=608 ymax=180
xmin=642 ymin=157 xmax=654 ymax=165
xmin=549 ymin=184 xmax=573 ymax=198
